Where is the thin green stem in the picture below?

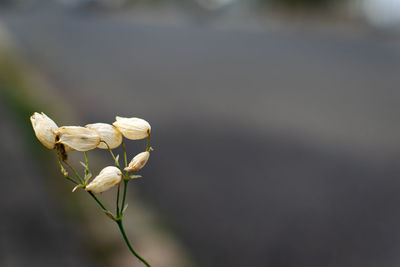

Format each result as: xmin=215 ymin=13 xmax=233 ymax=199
xmin=102 ymin=141 xmax=120 ymax=168
xmin=88 ymin=191 xmax=108 ymax=212
xmin=120 ymin=142 xmax=130 ymax=217
xmin=116 ymin=182 xmax=121 ymax=216
xmin=65 ymin=175 xmax=79 ymax=185
xmin=121 ymin=179 xmax=128 ymax=214
xmin=84 ymin=151 xmax=90 ymax=175
xmin=122 ymin=142 xmax=128 ymax=168
xmin=57 ymin=156 xmax=80 ymax=184
xmin=64 ymin=160 xmax=85 ymax=184
xmin=116 ymin=220 xmax=151 ymax=267
xmin=57 ymin=155 xmax=64 ymax=167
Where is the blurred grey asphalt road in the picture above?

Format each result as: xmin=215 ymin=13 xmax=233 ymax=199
xmin=3 ymin=3 xmax=400 ymax=267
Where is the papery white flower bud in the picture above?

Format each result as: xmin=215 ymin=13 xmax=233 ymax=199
xmin=124 ymin=151 xmax=150 ymax=172
xmin=113 ymin=116 xmax=151 ymax=140
xmin=85 ymin=166 xmax=122 ymax=194
xmin=86 ymin=123 xmax=122 ymax=149
xmin=56 ymin=126 xmax=101 ymax=152
xmin=30 ymin=112 xmax=58 ymax=149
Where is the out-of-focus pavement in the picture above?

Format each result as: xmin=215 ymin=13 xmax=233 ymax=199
xmin=2 ymin=2 xmax=400 ymax=267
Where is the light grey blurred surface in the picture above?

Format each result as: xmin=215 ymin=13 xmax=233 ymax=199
xmin=2 ymin=3 xmax=400 ymax=267
xmin=2 ymin=4 xmax=400 ymax=156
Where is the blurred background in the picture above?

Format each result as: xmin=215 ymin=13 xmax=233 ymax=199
xmin=1 ymin=0 xmax=400 ymax=266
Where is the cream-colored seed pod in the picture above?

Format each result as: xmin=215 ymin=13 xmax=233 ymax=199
xmin=86 ymin=123 xmax=122 ymax=149
xmin=85 ymin=166 xmax=122 ymax=194
xmin=57 ymin=126 xmax=101 ymax=152
xmin=124 ymin=151 xmax=150 ymax=172
xmin=30 ymin=112 xmax=58 ymax=149
xmin=113 ymin=116 xmax=151 ymax=140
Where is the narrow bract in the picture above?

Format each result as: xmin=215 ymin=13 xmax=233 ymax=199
xmin=113 ymin=116 xmax=151 ymax=140
xmin=57 ymin=126 xmax=101 ymax=151
xmin=85 ymin=166 xmax=123 ymax=194
xmin=124 ymin=151 xmax=150 ymax=172
xmin=30 ymin=112 xmax=58 ymax=149
xmin=86 ymin=123 xmax=122 ymax=149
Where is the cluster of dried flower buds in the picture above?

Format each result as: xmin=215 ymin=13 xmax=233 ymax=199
xmin=30 ymin=112 xmax=150 ymax=151
xmin=30 ymin=112 xmax=152 ymax=194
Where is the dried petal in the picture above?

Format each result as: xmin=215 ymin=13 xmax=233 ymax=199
xmin=86 ymin=123 xmax=122 ymax=149
xmin=57 ymin=126 xmax=100 ymax=152
xmin=124 ymin=151 xmax=150 ymax=172
xmin=85 ymin=166 xmax=122 ymax=194
xmin=30 ymin=112 xmax=58 ymax=149
xmin=113 ymin=116 xmax=151 ymax=140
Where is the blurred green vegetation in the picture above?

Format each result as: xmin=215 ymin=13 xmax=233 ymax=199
xmin=0 ymin=50 xmax=46 ymax=155
xmin=0 ymin=45 xmax=108 ymax=262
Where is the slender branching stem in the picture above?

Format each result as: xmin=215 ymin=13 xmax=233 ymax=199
xmin=57 ymin=156 xmax=80 ymax=184
xmin=121 ymin=179 xmax=128 ymax=214
xmin=57 ymin=133 xmax=152 ymax=266
xmin=116 ymin=219 xmax=151 ymax=267
xmin=101 ymin=141 xmax=120 ymax=168
xmin=88 ymin=190 xmax=151 ymax=267
xmin=64 ymin=160 xmax=85 ymax=184
xmin=88 ymin=191 xmax=108 ymax=212
xmin=65 ymin=175 xmax=79 ymax=185
xmin=84 ymin=151 xmax=90 ymax=175
xmin=119 ymin=142 xmax=129 ymax=217
xmin=116 ymin=182 xmax=121 ymax=216
xmin=122 ymin=142 xmax=128 ymax=168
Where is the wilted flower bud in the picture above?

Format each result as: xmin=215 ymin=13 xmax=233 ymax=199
xmin=56 ymin=126 xmax=101 ymax=152
xmin=113 ymin=116 xmax=151 ymax=140
xmin=30 ymin=112 xmax=58 ymax=149
xmin=85 ymin=166 xmax=122 ymax=194
xmin=86 ymin=123 xmax=122 ymax=149
xmin=124 ymin=151 xmax=150 ymax=173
